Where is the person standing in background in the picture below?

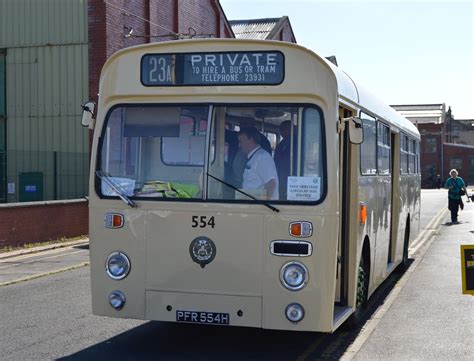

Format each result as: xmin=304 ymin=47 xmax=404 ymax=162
xmin=444 ymin=169 xmax=466 ymax=224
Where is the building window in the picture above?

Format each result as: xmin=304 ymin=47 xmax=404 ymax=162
xmin=450 ymin=157 xmax=462 ymax=170
xmin=425 ymin=137 xmax=437 ymax=153
xmin=452 ymin=126 xmax=459 ymax=138
xmin=0 ymin=51 xmax=5 ymax=117
xmin=424 ymin=164 xmax=436 ymax=175
xmin=468 ymin=157 xmax=474 ymax=184
xmin=423 ymin=164 xmax=437 ymax=188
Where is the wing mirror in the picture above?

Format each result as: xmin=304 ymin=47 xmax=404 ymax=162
xmin=343 ymin=116 xmax=363 ymax=144
xmin=81 ymin=102 xmax=96 ymax=129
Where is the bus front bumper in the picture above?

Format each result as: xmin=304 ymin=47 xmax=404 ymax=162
xmin=146 ymin=291 xmax=262 ymax=328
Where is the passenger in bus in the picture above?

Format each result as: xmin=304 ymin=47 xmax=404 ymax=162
xmin=444 ymin=169 xmax=466 ymax=224
xmin=238 ymin=127 xmax=279 ymax=200
xmin=224 ymin=129 xmax=248 ymax=191
xmin=274 ymin=120 xmax=294 ymax=200
xmin=238 ymin=118 xmax=273 ymax=155
xmin=224 ymin=129 xmax=241 ymax=188
xmin=258 ymin=132 xmax=272 ymax=155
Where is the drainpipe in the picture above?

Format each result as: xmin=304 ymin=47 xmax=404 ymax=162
xmin=441 ymin=128 xmax=444 ymax=178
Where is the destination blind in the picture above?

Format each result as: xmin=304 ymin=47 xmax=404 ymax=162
xmin=141 ymin=51 xmax=284 ymax=86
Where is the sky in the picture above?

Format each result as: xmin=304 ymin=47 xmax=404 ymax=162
xmin=220 ymin=0 xmax=474 ymax=119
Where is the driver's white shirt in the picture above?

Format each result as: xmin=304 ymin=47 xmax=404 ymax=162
xmin=242 ymin=146 xmax=279 ymax=200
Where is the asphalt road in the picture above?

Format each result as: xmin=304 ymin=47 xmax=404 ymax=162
xmin=419 ymin=188 xmax=452 ymax=231
xmin=0 ymin=190 xmax=452 ymax=360
xmin=0 ymin=244 xmax=89 ymax=285
xmin=0 ymin=264 xmax=398 ymax=361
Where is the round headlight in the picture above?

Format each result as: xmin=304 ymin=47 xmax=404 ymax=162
xmin=106 ymin=252 xmax=131 ymax=280
xmin=280 ymin=262 xmax=308 ymax=291
xmin=109 ymin=290 xmax=126 ymax=310
xmin=285 ymin=303 xmax=305 ymax=323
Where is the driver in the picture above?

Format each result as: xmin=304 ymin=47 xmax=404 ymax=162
xmin=238 ymin=127 xmax=279 ymax=200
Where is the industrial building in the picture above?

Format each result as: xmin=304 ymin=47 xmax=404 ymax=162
xmin=0 ymin=0 xmax=295 ymax=205
xmin=393 ymin=104 xmax=474 ymax=186
xmin=0 ymin=0 xmax=294 ymax=246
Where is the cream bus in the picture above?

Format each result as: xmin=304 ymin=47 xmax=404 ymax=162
xmin=82 ymin=39 xmax=420 ymax=332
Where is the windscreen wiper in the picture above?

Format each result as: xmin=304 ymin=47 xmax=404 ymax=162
xmin=96 ymin=171 xmax=137 ymax=208
xmin=207 ymin=173 xmax=279 ymax=213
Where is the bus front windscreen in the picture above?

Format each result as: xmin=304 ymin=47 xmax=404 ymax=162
xmin=98 ymin=104 xmax=325 ymax=204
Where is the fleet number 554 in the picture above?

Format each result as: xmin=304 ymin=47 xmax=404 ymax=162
xmin=191 ymin=216 xmax=215 ymax=228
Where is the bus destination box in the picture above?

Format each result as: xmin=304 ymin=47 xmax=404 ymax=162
xmin=141 ymin=51 xmax=284 ymax=86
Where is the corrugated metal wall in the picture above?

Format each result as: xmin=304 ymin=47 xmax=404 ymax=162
xmin=0 ymin=51 xmax=5 ymax=115
xmin=0 ymin=0 xmax=89 ymax=202
xmin=0 ymin=50 xmax=5 ymax=202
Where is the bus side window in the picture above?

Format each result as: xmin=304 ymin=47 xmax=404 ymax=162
xmin=360 ymin=112 xmax=377 ymax=175
xmin=400 ymin=134 xmax=408 ymax=174
xmin=408 ymin=139 xmax=416 ymax=174
xmin=377 ymin=122 xmax=390 ymax=175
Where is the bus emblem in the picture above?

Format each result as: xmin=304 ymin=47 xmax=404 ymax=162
xmin=189 ymin=237 xmax=216 ymax=268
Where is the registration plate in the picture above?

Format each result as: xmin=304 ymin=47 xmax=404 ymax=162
xmin=176 ymin=310 xmax=230 ymax=325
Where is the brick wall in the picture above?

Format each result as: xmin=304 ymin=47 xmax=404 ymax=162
xmin=443 ymin=144 xmax=474 ymax=184
xmin=419 ymin=123 xmax=443 ymax=184
xmin=2 ymin=1 xmax=232 ymax=248
xmin=88 ymin=0 xmax=233 ymax=103
xmin=0 ymin=199 xmax=88 ymax=248
xmin=178 ymin=0 xmax=219 ymax=36
xmin=88 ymin=0 xmax=107 ymax=104
xmin=419 ymin=122 xmax=474 ymax=187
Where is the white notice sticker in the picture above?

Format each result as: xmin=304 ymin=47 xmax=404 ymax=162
xmin=287 ymin=176 xmax=321 ymax=201
xmin=7 ymin=183 xmax=15 ymax=194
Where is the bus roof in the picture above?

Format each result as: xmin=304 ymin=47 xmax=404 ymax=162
xmin=322 ymin=57 xmax=420 ymax=138
xmin=103 ymin=38 xmax=419 ymax=139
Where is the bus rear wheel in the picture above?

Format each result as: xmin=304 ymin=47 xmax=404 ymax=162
xmin=344 ymin=256 xmax=369 ymax=329
xmin=356 ymin=257 xmax=368 ymax=308
xmin=396 ymin=221 xmax=410 ymax=273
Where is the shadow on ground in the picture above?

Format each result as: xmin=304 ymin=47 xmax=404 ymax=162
xmin=73 ymin=244 xmax=90 ymax=250
xmin=59 ymin=260 xmax=414 ymax=361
